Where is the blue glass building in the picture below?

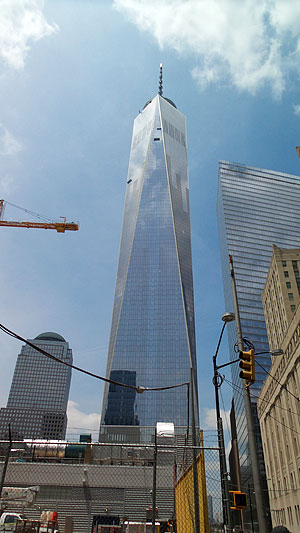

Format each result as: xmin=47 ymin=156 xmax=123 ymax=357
xmin=0 ymin=332 xmax=72 ymax=440
xmin=100 ymin=88 xmax=197 ymax=429
xmin=217 ymin=160 xmax=300 ymax=489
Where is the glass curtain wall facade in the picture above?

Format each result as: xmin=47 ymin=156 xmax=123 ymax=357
xmin=100 ymin=94 xmax=197 ymax=429
xmin=217 ymin=160 xmax=300 ymax=491
xmin=0 ymin=332 xmax=72 ymax=440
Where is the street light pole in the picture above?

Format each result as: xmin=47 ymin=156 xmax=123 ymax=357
xmin=213 ymin=312 xmax=235 ymax=532
xmin=229 ymin=254 xmax=268 ymax=533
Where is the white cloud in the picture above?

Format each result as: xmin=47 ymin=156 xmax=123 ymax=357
xmin=67 ymin=400 xmax=100 ymax=440
xmin=0 ymin=0 xmax=58 ymax=70
xmin=0 ymin=123 xmax=23 ymax=155
xmin=0 ymin=174 xmax=15 ymax=194
xmin=202 ymin=407 xmax=230 ymax=430
xmin=293 ymin=104 xmax=300 ymax=115
xmin=113 ymin=0 xmax=300 ymax=97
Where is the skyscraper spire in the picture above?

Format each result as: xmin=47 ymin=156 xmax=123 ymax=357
xmin=158 ymin=63 xmax=163 ymax=96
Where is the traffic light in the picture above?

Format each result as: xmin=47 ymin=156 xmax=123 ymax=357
xmin=230 ymin=491 xmax=248 ymax=510
xmin=239 ymin=349 xmax=255 ymax=383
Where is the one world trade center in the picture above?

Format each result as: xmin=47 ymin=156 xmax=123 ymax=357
xmin=100 ymin=69 xmax=198 ymax=430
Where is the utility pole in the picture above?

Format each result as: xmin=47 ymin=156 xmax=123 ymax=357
xmin=229 ymin=255 xmax=268 ymax=533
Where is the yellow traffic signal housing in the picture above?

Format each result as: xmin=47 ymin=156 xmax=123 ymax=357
xmin=230 ymin=490 xmax=248 ymax=510
xmin=239 ymin=349 xmax=255 ymax=383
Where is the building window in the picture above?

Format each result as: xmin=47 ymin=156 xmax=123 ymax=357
xmin=288 ymin=293 xmax=294 ymax=301
xmin=291 ymin=305 xmax=296 ymax=312
xmin=284 ymin=271 xmax=289 ymax=278
xmin=282 ymin=261 xmax=287 ymax=267
xmin=286 ymin=282 xmax=291 ymax=289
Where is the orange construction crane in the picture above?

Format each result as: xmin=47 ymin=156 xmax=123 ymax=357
xmin=0 ymin=199 xmax=78 ymax=233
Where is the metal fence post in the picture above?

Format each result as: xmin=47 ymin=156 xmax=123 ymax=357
xmin=191 ymin=368 xmax=200 ymax=533
xmin=152 ymin=428 xmax=157 ymax=533
xmin=0 ymin=424 xmax=12 ymax=498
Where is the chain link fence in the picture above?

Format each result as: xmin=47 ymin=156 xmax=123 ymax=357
xmin=0 ymin=433 xmax=223 ymax=532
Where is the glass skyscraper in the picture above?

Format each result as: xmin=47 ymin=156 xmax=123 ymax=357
xmin=100 ymin=85 xmax=197 ymax=429
xmin=217 ymin=160 xmax=300 ymax=488
xmin=0 ymin=332 xmax=72 ymax=440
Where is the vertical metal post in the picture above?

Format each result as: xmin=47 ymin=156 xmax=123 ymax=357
xmin=190 ymin=368 xmax=200 ymax=533
xmin=213 ymin=327 xmax=233 ymax=532
xmin=229 ymin=255 xmax=268 ymax=533
xmin=233 ymin=439 xmax=245 ymax=530
xmin=152 ymin=427 xmax=157 ymax=533
xmin=0 ymin=424 xmax=12 ymax=498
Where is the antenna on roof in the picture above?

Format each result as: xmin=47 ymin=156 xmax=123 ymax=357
xmin=158 ymin=63 xmax=163 ymax=96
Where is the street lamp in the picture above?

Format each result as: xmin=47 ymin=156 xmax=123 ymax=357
xmin=213 ymin=312 xmax=235 ymax=532
xmin=255 ymin=349 xmax=284 ymax=357
xmin=271 ymin=349 xmax=284 ymax=356
xmin=222 ymin=312 xmax=236 ymax=324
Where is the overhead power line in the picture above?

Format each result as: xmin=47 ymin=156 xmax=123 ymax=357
xmin=255 ymin=359 xmax=299 ymax=403
xmin=0 ymin=322 xmax=189 ymax=394
xmin=266 ymin=410 xmax=300 ymax=436
xmin=223 ymin=377 xmax=300 ymax=418
xmin=224 ymin=378 xmax=300 ymax=436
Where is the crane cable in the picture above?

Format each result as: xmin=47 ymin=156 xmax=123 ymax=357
xmin=3 ymin=200 xmax=59 ymax=223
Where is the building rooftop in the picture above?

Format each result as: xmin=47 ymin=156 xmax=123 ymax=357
xmin=143 ymin=95 xmax=177 ymax=110
xmin=34 ymin=332 xmax=66 ymax=342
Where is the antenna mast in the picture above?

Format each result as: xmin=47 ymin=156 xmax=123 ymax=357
xmin=158 ymin=63 xmax=163 ymax=96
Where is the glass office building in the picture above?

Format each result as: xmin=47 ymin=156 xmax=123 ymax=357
xmin=100 ymin=91 xmax=197 ymax=429
xmin=0 ymin=332 xmax=72 ymax=439
xmin=217 ymin=160 xmax=300 ymax=487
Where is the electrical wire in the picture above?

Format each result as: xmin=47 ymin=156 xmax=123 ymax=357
xmin=233 ymin=337 xmax=299 ymax=404
xmin=250 ymin=392 xmax=300 ymax=418
xmin=223 ymin=375 xmax=300 ymax=416
xmin=234 ymin=337 xmax=254 ymax=353
xmin=223 ymin=377 xmax=300 ymax=436
xmin=266 ymin=410 xmax=300 ymax=436
xmin=255 ymin=359 xmax=300 ymax=403
xmin=0 ymin=322 xmax=189 ymax=394
xmin=235 ymin=343 xmax=299 ymax=409
xmin=223 ymin=377 xmax=244 ymax=396
xmin=219 ymin=387 xmax=231 ymax=436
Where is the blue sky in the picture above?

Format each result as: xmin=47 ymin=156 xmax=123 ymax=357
xmin=0 ymin=0 xmax=300 ymax=440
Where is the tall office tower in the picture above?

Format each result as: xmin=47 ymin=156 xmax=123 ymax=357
xmin=0 ymin=332 xmax=72 ymax=440
xmin=100 ymin=71 xmax=197 ymax=430
xmin=217 ymin=160 xmax=300 ymax=514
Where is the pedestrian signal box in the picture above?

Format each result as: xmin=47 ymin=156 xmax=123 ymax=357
xmin=230 ymin=490 xmax=248 ymax=510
